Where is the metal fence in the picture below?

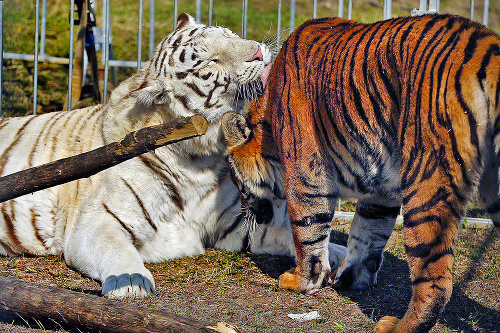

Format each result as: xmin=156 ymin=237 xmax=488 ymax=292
xmin=1 ymin=0 xmax=495 ymax=114
xmin=0 ymin=0 xmax=496 ymax=227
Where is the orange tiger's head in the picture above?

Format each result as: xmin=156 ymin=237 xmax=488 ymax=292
xmin=222 ymin=106 xmax=286 ymax=225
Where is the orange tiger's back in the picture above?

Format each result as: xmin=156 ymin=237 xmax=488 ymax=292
xmin=223 ymin=14 xmax=500 ymax=333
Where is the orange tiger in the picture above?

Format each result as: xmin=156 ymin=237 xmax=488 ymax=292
xmin=221 ymin=14 xmax=500 ymax=332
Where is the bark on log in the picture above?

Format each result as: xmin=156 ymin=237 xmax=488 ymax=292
xmin=0 ymin=115 xmax=208 ymax=203
xmin=0 ymin=276 xmax=217 ymax=333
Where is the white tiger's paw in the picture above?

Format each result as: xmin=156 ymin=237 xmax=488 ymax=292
xmin=328 ymin=243 xmax=347 ymax=271
xmin=102 ymin=273 xmax=155 ymax=299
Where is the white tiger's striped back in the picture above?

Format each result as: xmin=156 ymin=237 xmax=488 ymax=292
xmin=0 ymin=106 xmax=105 ymax=256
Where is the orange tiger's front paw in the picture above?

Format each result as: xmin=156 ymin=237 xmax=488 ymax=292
xmin=375 ymin=316 xmax=399 ymax=333
xmin=278 ymin=268 xmax=308 ymax=292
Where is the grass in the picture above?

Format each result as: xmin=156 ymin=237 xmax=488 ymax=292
xmin=0 ymin=227 xmax=499 ymax=332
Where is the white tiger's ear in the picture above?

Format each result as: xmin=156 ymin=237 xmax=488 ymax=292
xmin=222 ymin=111 xmax=250 ymax=148
xmin=132 ymin=82 xmax=171 ymax=106
xmin=176 ymin=13 xmax=197 ymax=30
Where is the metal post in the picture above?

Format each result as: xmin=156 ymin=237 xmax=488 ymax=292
xmin=208 ymin=0 xmax=213 ymax=26
xmin=40 ymin=0 xmax=47 ymax=57
xmin=242 ymin=0 xmax=248 ymax=38
xmin=0 ymin=0 xmax=3 ymax=116
xmin=290 ymin=0 xmax=295 ymax=34
xmin=338 ymin=0 xmax=343 ymax=18
xmin=68 ymin=0 xmax=75 ymax=110
xmin=277 ymin=0 xmax=282 ymax=44
xmin=347 ymin=0 xmax=352 ymax=19
xmin=429 ymin=0 xmax=439 ymax=12
xmin=103 ymin=0 xmax=110 ymax=103
xmin=419 ymin=0 xmax=427 ymax=11
xmin=470 ymin=0 xmax=475 ymax=20
xmin=33 ymin=0 xmax=40 ymax=115
xmin=483 ymin=0 xmax=489 ymax=26
xmin=313 ymin=0 xmax=317 ymax=18
xmin=383 ymin=0 xmax=392 ymax=20
xmin=137 ymin=0 xmax=143 ymax=70
xmin=174 ymin=0 xmax=178 ymax=28
xmin=149 ymin=0 xmax=155 ymax=58
xmin=196 ymin=0 xmax=201 ymax=24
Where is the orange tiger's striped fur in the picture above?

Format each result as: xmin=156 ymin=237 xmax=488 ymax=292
xmin=222 ymin=14 xmax=500 ymax=332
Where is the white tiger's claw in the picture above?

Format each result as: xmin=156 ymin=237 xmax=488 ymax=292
xmin=102 ymin=273 xmax=155 ymax=299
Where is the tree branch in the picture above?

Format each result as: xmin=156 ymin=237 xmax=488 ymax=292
xmin=0 ymin=115 xmax=208 ymax=203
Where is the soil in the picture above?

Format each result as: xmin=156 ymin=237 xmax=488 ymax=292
xmin=0 ymin=225 xmax=499 ymax=333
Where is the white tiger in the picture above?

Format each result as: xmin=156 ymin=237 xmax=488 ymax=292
xmin=0 ymin=13 xmax=346 ymax=298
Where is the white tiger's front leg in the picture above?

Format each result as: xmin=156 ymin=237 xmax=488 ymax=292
xmin=64 ymin=208 xmax=155 ymax=299
xmin=332 ymin=199 xmax=399 ymax=290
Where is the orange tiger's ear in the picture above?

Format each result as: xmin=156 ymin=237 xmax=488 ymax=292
xmin=176 ymin=13 xmax=197 ymax=30
xmin=221 ymin=111 xmax=250 ymax=149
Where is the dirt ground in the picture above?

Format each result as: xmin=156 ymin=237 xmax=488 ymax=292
xmin=0 ymin=225 xmax=499 ymax=333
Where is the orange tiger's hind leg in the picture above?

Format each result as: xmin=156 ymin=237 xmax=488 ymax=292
xmin=376 ymin=177 xmax=464 ymax=332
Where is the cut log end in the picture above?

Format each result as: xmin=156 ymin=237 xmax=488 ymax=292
xmin=190 ymin=114 xmax=209 ymax=135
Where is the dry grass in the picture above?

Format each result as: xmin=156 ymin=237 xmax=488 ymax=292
xmin=1 ymin=226 xmax=499 ymax=333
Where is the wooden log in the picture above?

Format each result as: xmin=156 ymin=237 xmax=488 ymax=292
xmin=0 ymin=276 xmax=217 ymax=333
xmin=0 ymin=115 xmax=208 ymax=203
xmin=63 ymin=0 xmax=87 ymax=110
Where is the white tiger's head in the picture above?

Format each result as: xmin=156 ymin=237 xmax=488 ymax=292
xmin=131 ymin=13 xmax=272 ymax=124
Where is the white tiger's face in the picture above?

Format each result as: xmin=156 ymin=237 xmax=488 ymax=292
xmin=139 ymin=13 xmax=272 ymax=123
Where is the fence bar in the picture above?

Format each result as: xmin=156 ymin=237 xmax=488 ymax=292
xmin=174 ymin=0 xmax=178 ymax=27
xmin=196 ymin=0 xmax=201 ymax=24
xmin=33 ymin=0 xmax=40 ymax=115
xmin=347 ymin=0 xmax=353 ymax=19
xmin=242 ymin=0 xmax=248 ymax=38
xmin=67 ymin=0 xmax=75 ymax=110
xmin=338 ymin=0 xmax=343 ymax=18
xmin=290 ymin=0 xmax=295 ymax=34
xmin=277 ymin=0 xmax=282 ymax=44
xmin=313 ymin=0 xmax=317 ymax=18
xmin=40 ymin=0 xmax=47 ymax=57
xmin=483 ymin=0 xmax=489 ymax=26
xmin=208 ymin=0 xmax=213 ymax=26
xmin=103 ymin=0 xmax=110 ymax=103
xmin=470 ymin=0 xmax=475 ymax=20
xmin=137 ymin=0 xmax=143 ymax=70
xmin=149 ymin=0 xmax=155 ymax=58
xmin=0 ymin=0 xmax=3 ymax=116
xmin=429 ymin=0 xmax=439 ymax=12
xmin=383 ymin=0 xmax=392 ymax=20
xmin=419 ymin=0 xmax=426 ymax=10
xmin=4 ymin=53 xmax=69 ymax=64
